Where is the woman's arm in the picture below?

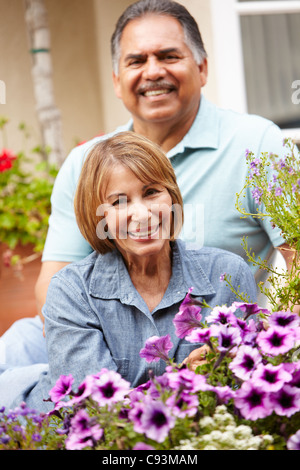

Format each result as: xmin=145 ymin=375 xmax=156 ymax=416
xmin=43 ymin=274 xmax=119 ymax=389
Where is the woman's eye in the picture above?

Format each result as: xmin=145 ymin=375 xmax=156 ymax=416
xmin=112 ymin=196 xmax=127 ymax=207
xmin=145 ymin=188 xmax=159 ymax=197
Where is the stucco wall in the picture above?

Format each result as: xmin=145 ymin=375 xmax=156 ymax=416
xmin=0 ymin=0 xmax=217 ymax=162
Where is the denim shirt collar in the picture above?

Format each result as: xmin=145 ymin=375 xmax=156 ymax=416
xmin=88 ymin=240 xmax=215 ymax=313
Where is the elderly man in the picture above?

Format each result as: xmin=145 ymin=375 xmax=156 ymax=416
xmin=1 ymin=0 xmax=291 ymax=370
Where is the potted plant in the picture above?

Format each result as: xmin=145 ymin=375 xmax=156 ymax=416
xmin=0 ymin=117 xmax=57 ymax=273
xmin=0 ymin=117 xmax=58 ymax=333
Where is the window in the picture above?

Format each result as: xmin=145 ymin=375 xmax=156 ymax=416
xmin=210 ymin=0 xmax=300 ymax=143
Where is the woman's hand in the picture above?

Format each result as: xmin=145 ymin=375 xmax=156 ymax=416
xmin=182 ymin=344 xmax=211 ymax=372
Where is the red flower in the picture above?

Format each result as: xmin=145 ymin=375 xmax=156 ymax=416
xmin=0 ymin=148 xmax=17 ymax=172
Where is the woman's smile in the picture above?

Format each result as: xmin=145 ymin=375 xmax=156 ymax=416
xmin=128 ymin=223 xmax=160 ymax=240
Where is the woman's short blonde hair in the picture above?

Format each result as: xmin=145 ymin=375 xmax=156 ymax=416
xmin=74 ymin=131 xmax=184 ymax=254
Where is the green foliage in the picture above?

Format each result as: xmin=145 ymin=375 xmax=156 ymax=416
xmin=236 ymin=139 xmax=300 ymax=311
xmin=0 ymin=118 xmax=58 ymax=258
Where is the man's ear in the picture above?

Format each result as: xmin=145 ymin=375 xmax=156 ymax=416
xmin=112 ymin=71 xmax=122 ymax=99
xmin=199 ymin=58 xmax=208 ymax=88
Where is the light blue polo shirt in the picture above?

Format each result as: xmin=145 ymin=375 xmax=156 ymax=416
xmin=43 ymin=95 xmax=285 ymax=275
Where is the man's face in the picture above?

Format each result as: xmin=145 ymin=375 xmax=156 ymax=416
xmin=112 ymin=14 xmax=207 ymax=130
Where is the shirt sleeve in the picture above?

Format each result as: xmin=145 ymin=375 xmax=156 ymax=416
xmin=43 ymin=274 xmax=119 ymax=388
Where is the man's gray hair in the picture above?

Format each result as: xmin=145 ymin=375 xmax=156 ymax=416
xmin=111 ymin=0 xmax=207 ymax=74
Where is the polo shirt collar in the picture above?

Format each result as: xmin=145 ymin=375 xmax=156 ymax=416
xmin=167 ymin=94 xmax=220 ymax=158
xmin=120 ymin=95 xmax=220 ymax=158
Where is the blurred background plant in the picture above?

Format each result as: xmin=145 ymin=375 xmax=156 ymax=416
xmin=0 ymin=116 xmax=58 ymax=274
xmin=236 ymin=139 xmax=300 ymax=312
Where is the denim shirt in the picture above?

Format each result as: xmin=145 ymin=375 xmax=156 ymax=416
xmin=25 ymin=240 xmax=256 ymax=412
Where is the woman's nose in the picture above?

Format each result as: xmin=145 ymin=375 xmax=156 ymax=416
xmin=129 ymin=202 xmax=150 ymax=223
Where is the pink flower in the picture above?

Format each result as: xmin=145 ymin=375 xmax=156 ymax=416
xmin=257 ymin=326 xmax=296 ymax=356
xmin=140 ymin=399 xmax=176 ymax=443
xmin=234 ymin=380 xmax=272 ymax=420
xmin=270 ymin=385 xmax=300 ymax=417
xmin=229 ymin=345 xmax=262 ymax=380
xmin=139 ymin=335 xmax=173 ymax=363
xmin=90 ymin=370 xmax=130 ymax=407
xmin=0 ymin=149 xmax=17 ymax=172
xmin=49 ymin=374 xmax=74 ymax=403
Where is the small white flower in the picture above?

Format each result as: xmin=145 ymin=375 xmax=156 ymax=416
xmin=210 ymin=430 xmax=223 ymax=442
xmin=234 ymin=424 xmax=253 ymax=439
xmin=261 ymin=434 xmax=273 ymax=445
xmin=199 ymin=416 xmax=214 ymax=429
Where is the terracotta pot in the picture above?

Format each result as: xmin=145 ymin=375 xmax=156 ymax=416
xmin=0 ymin=244 xmax=41 ymax=336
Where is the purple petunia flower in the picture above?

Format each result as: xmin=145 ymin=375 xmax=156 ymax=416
xmin=65 ymin=409 xmax=103 ymax=450
xmin=215 ymin=325 xmax=241 ymax=352
xmin=166 ymin=391 xmax=199 ymax=418
xmin=268 ymin=310 xmax=300 ymax=330
xmin=270 ymin=385 xmax=300 ymax=417
xmin=206 ymin=305 xmax=238 ymax=326
xmin=252 ymin=363 xmax=293 ymax=392
xmin=140 ymin=400 xmax=176 ymax=443
xmin=49 ymin=374 xmax=74 ymax=403
xmin=287 ymin=430 xmax=300 ymax=450
xmin=128 ymin=401 xmax=146 ymax=434
xmin=229 ymin=345 xmax=262 ymax=380
xmin=166 ymin=367 xmax=211 ymax=393
xmin=234 ymin=380 xmax=272 ymax=420
xmin=139 ymin=334 xmax=173 ymax=363
xmin=257 ymin=326 xmax=296 ymax=356
xmin=185 ymin=326 xmax=212 ymax=344
xmin=211 ymin=385 xmax=235 ymax=403
xmin=90 ymin=370 xmax=130 ymax=407
xmin=235 ymin=318 xmax=258 ymax=345
xmin=289 ymin=368 xmax=300 ymax=388
xmin=173 ymin=306 xmax=202 ymax=339
xmin=233 ymin=302 xmax=270 ymax=320
xmin=63 ymin=374 xmax=96 ymax=407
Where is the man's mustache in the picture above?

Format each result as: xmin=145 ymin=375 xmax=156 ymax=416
xmin=137 ymin=80 xmax=176 ymax=94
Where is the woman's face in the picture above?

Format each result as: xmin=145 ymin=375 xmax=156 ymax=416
xmin=103 ymin=163 xmax=173 ymax=260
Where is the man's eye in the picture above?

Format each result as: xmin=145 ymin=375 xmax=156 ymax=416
xmin=128 ymin=59 xmax=144 ymax=67
xmin=163 ymin=55 xmax=179 ymax=62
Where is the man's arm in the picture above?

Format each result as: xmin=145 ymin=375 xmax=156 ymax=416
xmin=35 ymin=261 xmax=70 ymax=321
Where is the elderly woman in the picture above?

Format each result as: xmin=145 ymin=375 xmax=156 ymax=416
xmin=0 ymin=132 xmax=256 ymax=412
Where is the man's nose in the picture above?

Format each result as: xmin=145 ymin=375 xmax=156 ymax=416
xmin=143 ymin=57 xmax=166 ymax=80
